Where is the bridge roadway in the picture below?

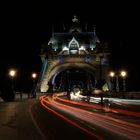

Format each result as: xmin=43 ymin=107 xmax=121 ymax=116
xmin=0 ymin=93 xmax=140 ymax=140
xmin=0 ymin=95 xmax=99 ymax=140
xmin=0 ymin=99 xmax=44 ymax=140
xmin=39 ymin=93 xmax=140 ymax=140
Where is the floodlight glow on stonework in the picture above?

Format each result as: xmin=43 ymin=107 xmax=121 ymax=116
xmin=62 ymin=46 xmax=69 ymax=51
xmin=79 ymin=46 xmax=86 ymax=51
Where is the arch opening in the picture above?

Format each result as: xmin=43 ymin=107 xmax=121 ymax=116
xmin=48 ymin=67 xmax=96 ymax=94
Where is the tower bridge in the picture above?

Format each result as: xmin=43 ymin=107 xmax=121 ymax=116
xmin=37 ymin=16 xmax=110 ymax=96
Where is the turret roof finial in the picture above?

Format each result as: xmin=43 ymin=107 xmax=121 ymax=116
xmin=72 ymin=15 xmax=78 ymax=23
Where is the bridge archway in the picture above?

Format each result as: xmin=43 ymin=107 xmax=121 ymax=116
xmin=38 ymin=16 xmax=110 ymax=96
xmin=47 ymin=63 xmax=97 ymax=93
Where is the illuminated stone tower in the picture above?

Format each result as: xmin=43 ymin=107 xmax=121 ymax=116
xmin=37 ymin=16 xmax=110 ymax=94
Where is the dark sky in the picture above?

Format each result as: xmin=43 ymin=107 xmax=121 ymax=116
xmin=0 ymin=1 xmax=140 ymax=91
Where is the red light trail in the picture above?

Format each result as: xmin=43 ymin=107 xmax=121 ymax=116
xmin=39 ymin=94 xmax=140 ymax=140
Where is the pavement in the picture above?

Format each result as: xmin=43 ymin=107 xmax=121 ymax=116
xmin=0 ymin=99 xmax=44 ymax=140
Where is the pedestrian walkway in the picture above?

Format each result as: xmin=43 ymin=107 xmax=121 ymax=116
xmin=0 ymin=99 xmax=43 ymax=140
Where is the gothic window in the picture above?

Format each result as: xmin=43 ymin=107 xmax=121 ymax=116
xmin=69 ymin=37 xmax=79 ymax=54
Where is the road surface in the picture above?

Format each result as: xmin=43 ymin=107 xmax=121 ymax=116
xmin=0 ymin=99 xmax=44 ymax=140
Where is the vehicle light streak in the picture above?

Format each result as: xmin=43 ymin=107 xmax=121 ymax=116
xmin=51 ymin=98 xmax=140 ymax=134
xmin=56 ymin=95 xmax=140 ymax=117
xmin=52 ymin=98 xmax=140 ymax=129
xmin=40 ymin=95 xmax=140 ymax=140
xmin=40 ymin=96 xmax=104 ymax=140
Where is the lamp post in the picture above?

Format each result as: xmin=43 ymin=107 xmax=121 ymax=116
xmin=32 ymin=73 xmax=37 ymax=98
xmin=109 ymin=71 xmax=115 ymax=92
xmin=120 ymin=71 xmax=127 ymax=92
xmin=109 ymin=71 xmax=120 ymax=93
xmin=116 ymin=74 xmax=119 ymax=92
xmin=9 ymin=69 xmax=16 ymax=92
xmin=99 ymin=54 xmax=104 ymax=106
xmin=109 ymin=70 xmax=127 ymax=93
xmin=32 ymin=73 xmax=37 ymax=81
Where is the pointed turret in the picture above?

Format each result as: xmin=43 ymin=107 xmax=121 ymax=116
xmin=69 ymin=15 xmax=82 ymax=32
xmin=93 ymin=26 xmax=100 ymax=44
xmin=48 ymin=27 xmax=58 ymax=51
xmin=90 ymin=26 xmax=100 ymax=50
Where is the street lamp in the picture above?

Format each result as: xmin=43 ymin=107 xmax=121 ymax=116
xmin=109 ymin=71 xmax=115 ymax=92
xmin=109 ymin=71 xmax=119 ymax=92
xmin=109 ymin=72 xmax=115 ymax=77
xmin=32 ymin=73 xmax=37 ymax=80
xmin=9 ymin=69 xmax=16 ymax=92
xmin=120 ymin=70 xmax=127 ymax=92
xmin=99 ymin=54 xmax=104 ymax=106
xmin=31 ymin=73 xmax=37 ymax=97
xmin=109 ymin=70 xmax=127 ymax=93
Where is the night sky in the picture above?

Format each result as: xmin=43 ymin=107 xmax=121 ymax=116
xmin=0 ymin=1 xmax=140 ymax=91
